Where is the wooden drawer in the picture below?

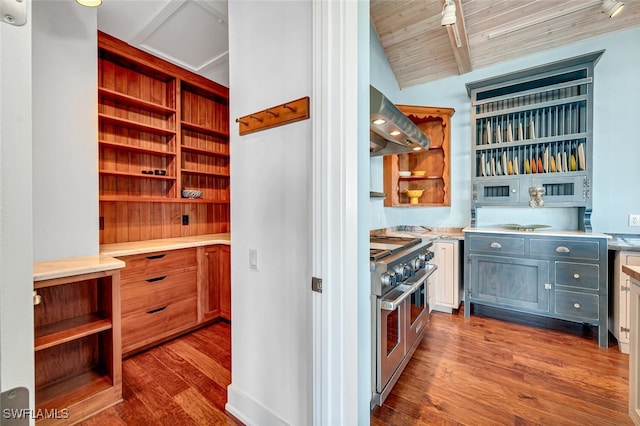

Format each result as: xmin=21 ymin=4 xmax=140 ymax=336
xmin=467 ymin=235 xmax=524 ymax=255
xmin=119 ymin=248 xmax=197 ymax=283
xmin=122 ymin=296 xmax=197 ymax=354
xmin=555 ymin=262 xmax=599 ymax=290
xmin=121 ymin=269 xmax=197 ymax=315
xmin=555 ymin=290 xmax=599 ymax=321
xmin=530 ymin=239 xmax=600 ymax=260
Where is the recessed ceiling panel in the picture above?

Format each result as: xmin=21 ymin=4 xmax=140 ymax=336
xmin=139 ymin=0 xmax=228 ymax=71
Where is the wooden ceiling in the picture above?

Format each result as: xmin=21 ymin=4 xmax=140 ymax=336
xmin=371 ymin=0 xmax=640 ymax=89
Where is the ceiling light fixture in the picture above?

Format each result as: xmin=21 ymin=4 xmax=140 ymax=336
xmin=602 ymin=0 xmax=624 ymax=18
xmin=76 ymin=0 xmax=102 ymax=7
xmin=441 ymin=0 xmax=456 ymax=26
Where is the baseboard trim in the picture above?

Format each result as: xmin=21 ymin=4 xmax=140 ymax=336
xmin=225 ymin=384 xmax=288 ymax=426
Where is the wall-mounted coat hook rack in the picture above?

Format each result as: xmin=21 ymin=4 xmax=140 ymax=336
xmin=236 ymin=96 xmax=309 ymax=135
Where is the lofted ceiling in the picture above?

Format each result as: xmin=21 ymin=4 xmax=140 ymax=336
xmin=96 ymin=0 xmax=640 ymax=91
xmin=371 ymin=0 xmax=640 ymax=89
xmin=97 ymin=0 xmax=230 ymax=86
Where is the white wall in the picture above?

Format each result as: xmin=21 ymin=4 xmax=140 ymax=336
xmin=226 ymin=1 xmax=312 ymax=424
xmin=32 ymin=1 xmax=98 ymax=261
xmin=0 ymin=1 xmax=35 ymax=414
xmin=371 ymin=26 xmax=640 ymax=234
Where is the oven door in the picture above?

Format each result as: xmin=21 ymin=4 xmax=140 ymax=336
xmin=377 ymin=297 xmax=405 ymax=392
xmin=406 ymin=272 xmax=430 ymax=346
xmin=377 ymin=265 xmax=437 ymax=391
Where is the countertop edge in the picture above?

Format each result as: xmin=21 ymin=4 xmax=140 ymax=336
xmin=100 ymin=233 xmax=231 ymax=257
xmin=463 ymin=227 xmax=611 ymax=239
xmin=623 ymin=265 xmax=640 ymax=282
xmin=34 ymin=255 xmax=126 ymax=282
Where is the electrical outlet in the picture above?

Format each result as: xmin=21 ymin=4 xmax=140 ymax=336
xmin=182 ymin=215 xmax=189 ymax=225
xmin=629 ymin=214 xmax=640 ymax=227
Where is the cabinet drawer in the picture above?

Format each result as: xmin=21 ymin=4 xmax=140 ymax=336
xmin=119 ymin=248 xmax=197 ymax=282
xmin=555 ymin=262 xmax=599 ymax=290
xmin=624 ymin=254 xmax=640 ymax=267
xmin=121 ymin=269 xmax=197 ymax=315
xmin=555 ymin=290 xmax=599 ymax=321
xmin=122 ymin=296 xmax=197 ymax=353
xmin=467 ymin=235 xmax=524 ymax=255
xmin=530 ymin=239 xmax=600 ymax=260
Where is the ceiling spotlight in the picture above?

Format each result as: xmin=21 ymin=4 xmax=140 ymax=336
xmin=602 ymin=0 xmax=624 ymax=18
xmin=441 ymin=0 xmax=456 ymax=26
xmin=76 ymin=0 xmax=102 ymax=7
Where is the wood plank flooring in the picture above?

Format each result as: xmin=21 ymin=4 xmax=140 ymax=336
xmin=80 ymin=305 xmax=631 ymax=425
xmin=372 ymin=305 xmax=632 ymax=426
xmin=78 ymin=321 xmax=241 ymax=426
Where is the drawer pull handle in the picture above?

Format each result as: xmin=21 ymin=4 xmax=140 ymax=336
xmin=147 ymin=306 xmax=167 ymax=314
xmin=555 ymin=246 xmax=570 ymax=253
xmin=146 ymin=254 xmax=166 ymax=260
xmin=573 ymin=273 xmax=580 ymax=279
xmin=490 ymin=242 xmax=502 ymax=249
xmin=146 ymin=276 xmax=167 ymax=283
xmin=573 ymin=302 xmax=581 ymax=309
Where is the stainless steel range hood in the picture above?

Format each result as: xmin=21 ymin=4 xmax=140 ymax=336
xmin=370 ymin=85 xmax=430 ymax=157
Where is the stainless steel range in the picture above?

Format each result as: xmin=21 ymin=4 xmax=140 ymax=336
xmin=370 ymin=235 xmax=436 ymax=407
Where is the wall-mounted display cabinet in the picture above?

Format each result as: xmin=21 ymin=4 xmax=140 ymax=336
xmin=465 ymin=51 xmax=603 ymax=230
xmin=98 ymin=32 xmax=230 ymax=243
xmin=383 ymin=106 xmax=454 ymax=207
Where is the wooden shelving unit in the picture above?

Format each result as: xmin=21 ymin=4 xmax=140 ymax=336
xmin=98 ymin=31 xmax=230 ymax=244
xmin=383 ymin=106 xmax=455 ymax=207
xmin=33 ymin=265 xmax=122 ymax=425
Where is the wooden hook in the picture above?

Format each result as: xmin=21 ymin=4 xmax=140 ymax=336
xmin=235 ymin=118 xmax=248 ymax=126
xmin=250 ymin=114 xmax=264 ymax=122
xmin=265 ymin=109 xmax=279 ymax=117
xmin=283 ymin=104 xmax=297 ymax=112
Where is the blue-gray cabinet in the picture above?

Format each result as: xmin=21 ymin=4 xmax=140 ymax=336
xmin=466 ymin=51 xmax=604 ymax=231
xmin=464 ymin=230 xmax=609 ymax=347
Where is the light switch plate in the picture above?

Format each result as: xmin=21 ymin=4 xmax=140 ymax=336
xmin=629 ymin=214 xmax=640 ymax=227
xmin=249 ymin=249 xmax=258 ymax=270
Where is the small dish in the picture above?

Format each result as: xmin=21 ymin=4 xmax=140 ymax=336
xmin=399 ymin=171 xmax=411 ymax=178
xmin=181 ymin=189 xmax=203 ymax=199
xmin=412 ymin=170 xmax=427 ymax=177
xmin=578 ymin=143 xmax=586 ymax=170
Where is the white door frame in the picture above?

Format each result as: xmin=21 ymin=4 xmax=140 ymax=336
xmin=312 ymin=0 xmax=361 ymax=424
xmin=0 ymin=0 xmax=35 ymax=415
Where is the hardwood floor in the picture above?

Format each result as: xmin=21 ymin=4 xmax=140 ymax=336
xmin=372 ymin=305 xmax=632 ymax=426
xmin=80 ymin=306 xmax=631 ymax=425
xmin=78 ymin=321 xmax=241 ymax=426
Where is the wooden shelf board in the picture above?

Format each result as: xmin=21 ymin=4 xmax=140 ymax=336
xmin=98 ymin=88 xmax=175 ymax=116
xmin=181 ymin=169 xmax=230 ymax=178
xmin=399 ymin=176 xmax=443 ymax=181
xmin=181 ymin=121 xmax=229 ymax=138
xmin=99 ymin=140 xmax=176 ymax=157
xmin=35 ymin=315 xmax=112 ymax=352
xmin=180 ymin=145 xmax=230 ymax=158
xmin=99 ymin=114 xmax=176 ymax=136
xmin=99 ymin=195 xmax=229 ymax=204
xmin=99 ymin=170 xmax=177 ymax=180
xmin=36 ymin=368 xmax=112 ymax=411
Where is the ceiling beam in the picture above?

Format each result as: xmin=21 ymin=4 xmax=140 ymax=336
xmin=445 ymin=0 xmax=472 ymax=75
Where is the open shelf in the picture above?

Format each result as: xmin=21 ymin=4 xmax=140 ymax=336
xmin=35 ymin=314 xmax=112 ymax=352
xmin=35 ymin=368 xmax=113 ymax=412
xmin=99 ymin=170 xmax=176 ymax=180
xmin=99 ymin=195 xmax=229 ymax=204
xmin=98 ymin=88 xmax=176 ymax=116
xmin=99 ymin=140 xmax=176 ymax=157
xmin=181 ymin=121 xmax=229 ymax=138
xmin=181 ymin=144 xmax=229 ymax=158
xmin=181 ymin=168 xmax=230 ymax=177
xmin=99 ymin=114 xmax=176 ymax=136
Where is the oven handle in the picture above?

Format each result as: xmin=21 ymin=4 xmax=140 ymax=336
xmin=379 ymin=264 xmax=437 ymax=311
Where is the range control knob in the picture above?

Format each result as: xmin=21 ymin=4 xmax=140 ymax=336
xmin=411 ymin=258 xmax=426 ymax=270
xmin=394 ymin=272 xmax=404 ymax=283
xmin=403 ymin=265 xmax=415 ymax=278
xmin=420 ymin=250 xmax=434 ymax=261
xmin=381 ymin=272 xmax=396 ymax=286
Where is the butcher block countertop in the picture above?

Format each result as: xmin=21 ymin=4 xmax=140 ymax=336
xmin=33 ymin=255 xmax=125 ymax=282
xmin=623 ymin=265 xmax=640 ymax=282
xmin=100 ymin=233 xmax=231 ymax=257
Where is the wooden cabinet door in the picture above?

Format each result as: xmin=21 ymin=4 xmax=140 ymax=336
xmin=203 ymin=245 xmax=231 ymax=322
xmin=469 ymin=255 xmax=550 ymax=313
